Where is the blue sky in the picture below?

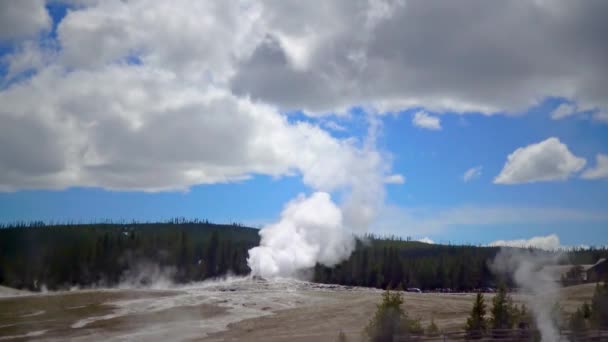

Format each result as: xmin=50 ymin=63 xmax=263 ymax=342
xmin=0 ymin=1 xmax=607 ymax=248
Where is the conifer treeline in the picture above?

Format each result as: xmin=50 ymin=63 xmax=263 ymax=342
xmin=0 ymin=222 xmax=606 ymax=291
xmin=0 ymin=221 xmax=259 ymax=290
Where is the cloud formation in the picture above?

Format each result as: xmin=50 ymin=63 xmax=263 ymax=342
xmin=384 ymin=174 xmax=405 ymax=184
xmin=0 ymin=1 xmax=607 ymax=192
xmin=550 ymin=103 xmax=577 ymax=120
xmin=463 ymin=166 xmax=482 ymax=182
xmin=582 ymin=154 xmax=608 ymax=180
xmin=0 ymin=0 xmax=50 ymax=40
xmin=416 ymin=237 xmax=434 ymax=244
xmin=412 ymin=111 xmax=441 ymax=130
xmin=488 ymin=234 xmax=561 ymax=251
xmin=231 ymin=1 xmax=608 ymax=116
xmin=0 ymin=65 xmax=390 ymax=192
xmin=494 ymin=137 xmax=586 ymax=184
xmin=0 ymin=2 xmax=394 ymax=193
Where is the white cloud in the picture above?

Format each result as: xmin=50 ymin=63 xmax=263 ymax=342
xmin=384 ymin=174 xmax=405 ymax=184
xmin=582 ymin=154 xmax=608 ymax=180
xmin=56 ymin=0 xmax=265 ymax=82
xmin=0 ymin=65 xmax=387 ymax=193
xmin=417 ymin=237 xmax=434 ymax=244
xmin=550 ymin=103 xmax=577 ymax=120
xmin=3 ymin=40 xmax=55 ymax=80
xmin=488 ymin=234 xmax=561 ymax=251
xmin=494 ymin=137 xmax=586 ymax=184
xmin=0 ymin=1 xmax=607 ymax=195
xmin=0 ymin=1 xmax=51 ymax=40
xmin=412 ymin=111 xmax=441 ymax=130
xmin=463 ymin=166 xmax=482 ymax=182
xmin=593 ymin=111 xmax=608 ymax=123
xmin=229 ymin=2 xmax=608 ymax=117
xmin=322 ymin=120 xmax=347 ymax=132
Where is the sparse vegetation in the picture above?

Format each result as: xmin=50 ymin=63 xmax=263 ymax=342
xmin=569 ymin=282 xmax=608 ymax=331
xmin=364 ymin=288 xmax=422 ymax=341
xmin=425 ymin=317 xmax=440 ymax=336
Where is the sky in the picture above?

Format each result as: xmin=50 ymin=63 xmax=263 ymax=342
xmin=0 ymin=1 xmax=607 ymax=249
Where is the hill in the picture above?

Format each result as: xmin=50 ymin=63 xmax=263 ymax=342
xmin=1 ymin=221 xmax=606 ymax=291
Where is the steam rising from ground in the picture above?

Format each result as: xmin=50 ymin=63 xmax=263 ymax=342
xmin=247 ymin=118 xmax=387 ymax=279
xmin=491 ymin=249 xmax=562 ymax=342
xmin=247 ymin=192 xmax=354 ymax=278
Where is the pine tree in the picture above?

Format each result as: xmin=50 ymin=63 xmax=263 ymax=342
xmin=491 ymin=284 xmax=513 ymax=331
xmin=590 ymin=282 xmax=608 ymax=329
xmin=465 ymin=292 xmax=487 ymax=339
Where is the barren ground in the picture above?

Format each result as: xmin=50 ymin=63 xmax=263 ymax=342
xmin=0 ymin=279 xmax=596 ymax=342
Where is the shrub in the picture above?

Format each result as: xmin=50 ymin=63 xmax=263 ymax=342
xmin=364 ymin=289 xmax=422 ymax=341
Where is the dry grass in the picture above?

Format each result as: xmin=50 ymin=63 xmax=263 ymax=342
xmin=203 ymin=284 xmax=597 ymax=342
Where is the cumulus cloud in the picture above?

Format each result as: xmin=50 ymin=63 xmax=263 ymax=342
xmin=0 ymin=1 xmax=51 ymax=40
xmin=550 ymin=103 xmax=577 ymax=120
xmin=0 ymin=0 xmax=404 ymax=194
xmin=231 ymin=1 xmax=608 ymax=116
xmin=582 ymin=154 xmax=608 ymax=180
xmin=488 ymin=234 xmax=561 ymax=251
xmin=463 ymin=166 xmax=482 ymax=182
xmin=0 ymin=65 xmax=393 ymax=192
xmin=412 ymin=111 xmax=441 ymax=130
xmin=494 ymin=137 xmax=586 ymax=184
xmin=383 ymin=174 xmax=405 ymax=184
xmin=1 ymin=1 xmax=607 ymax=193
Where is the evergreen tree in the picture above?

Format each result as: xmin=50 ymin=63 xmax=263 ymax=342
xmin=590 ymin=282 xmax=608 ymax=329
xmin=490 ymin=284 xmax=514 ymax=331
xmin=465 ymin=292 xmax=487 ymax=339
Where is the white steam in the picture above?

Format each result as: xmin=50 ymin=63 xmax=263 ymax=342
xmin=247 ymin=117 xmax=390 ymax=278
xmin=247 ymin=192 xmax=355 ymax=278
xmin=491 ymin=249 xmax=562 ymax=342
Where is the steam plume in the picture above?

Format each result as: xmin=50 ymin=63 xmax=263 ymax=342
xmin=247 ymin=116 xmax=388 ymax=278
xmin=247 ymin=192 xmax=354 ymax=278
xmin=491 ymin=248 xmax=562 ymax=342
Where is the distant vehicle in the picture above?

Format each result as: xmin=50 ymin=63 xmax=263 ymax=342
xmin=483 ymin=287 xmax=495 ymax=293
xmin=406 ymin=288 xmax=422 ymax=293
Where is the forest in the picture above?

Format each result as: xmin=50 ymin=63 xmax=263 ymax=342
xmin=1 ymin=221 xmax=607 ymax=291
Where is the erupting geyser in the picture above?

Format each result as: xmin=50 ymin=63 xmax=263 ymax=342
xmin=247 ymin=192 xmax=355 ymax=279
